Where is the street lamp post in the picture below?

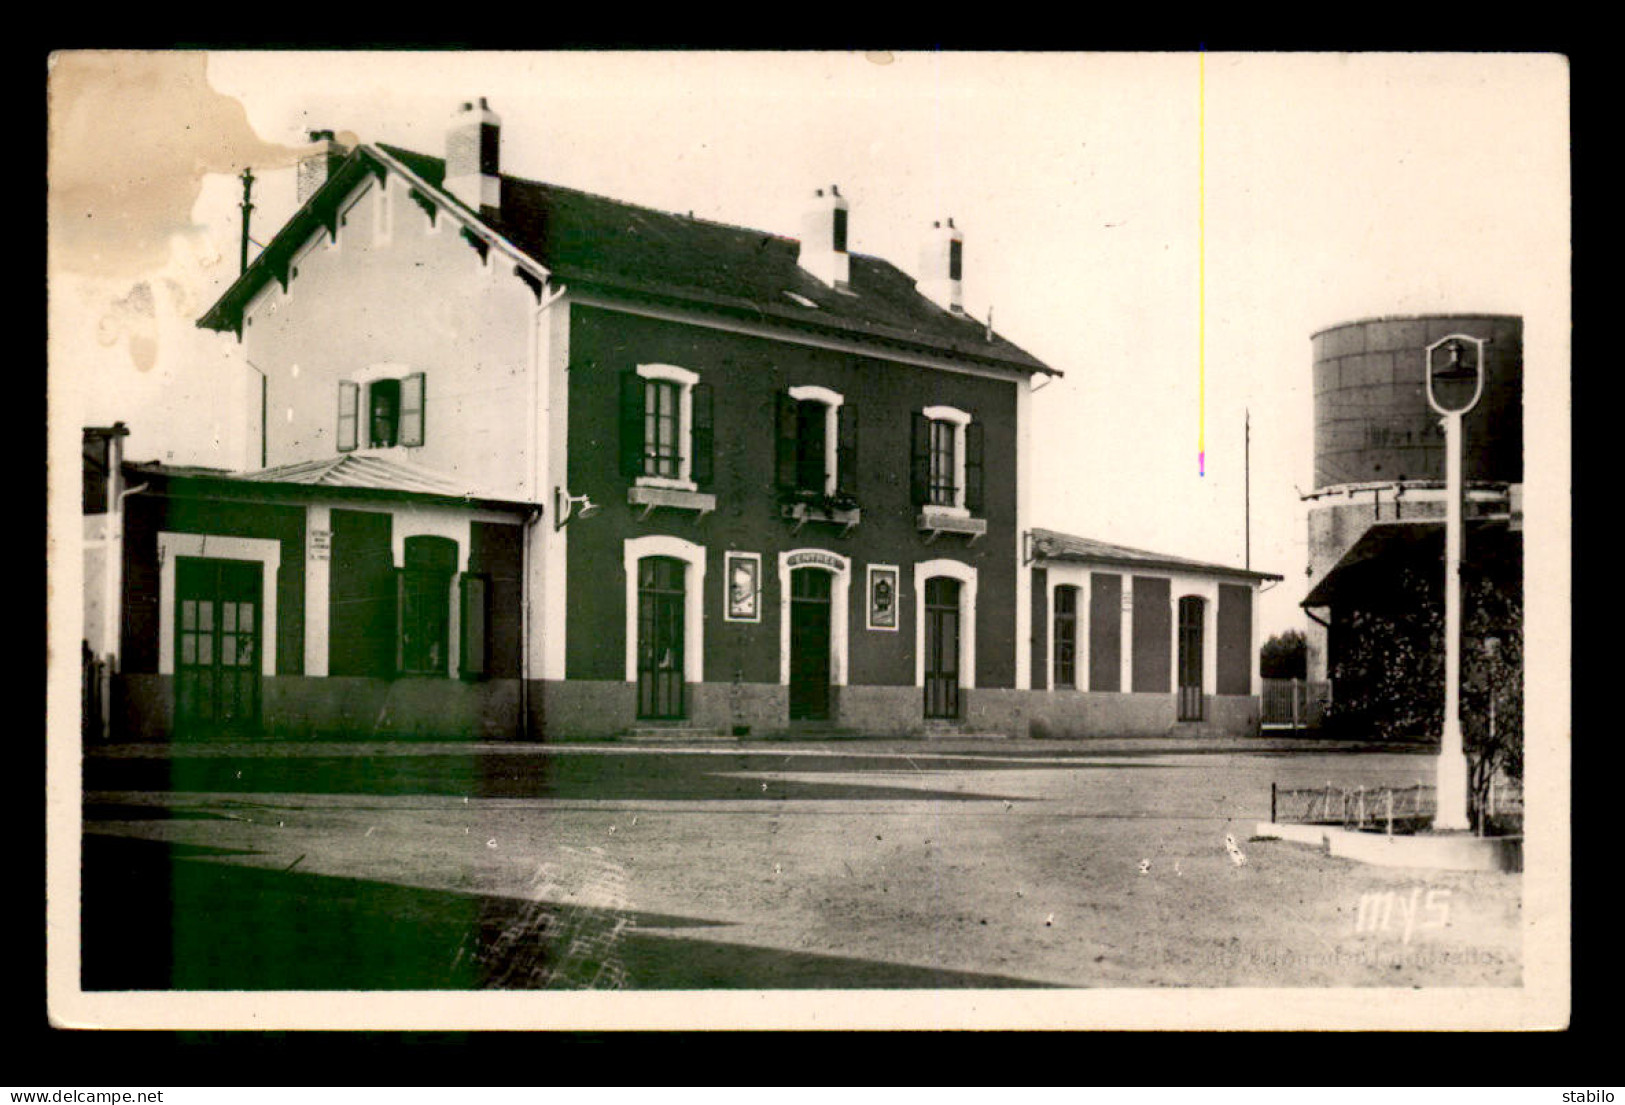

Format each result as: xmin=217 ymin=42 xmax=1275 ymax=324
xmin=1425 ymin=334 xmax=1487 ymax=832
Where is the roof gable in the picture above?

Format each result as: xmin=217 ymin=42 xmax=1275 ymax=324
xmin=200 ymin=142 xmax=1058 ymax=376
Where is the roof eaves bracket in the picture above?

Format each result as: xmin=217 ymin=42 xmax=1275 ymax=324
xmin=514 ymin=265 xmax=545 ymax=304
xmin=408 ymin=188 xmax=438 ymax=227
xmin=460 ymin=226 xmax=490 ymax=263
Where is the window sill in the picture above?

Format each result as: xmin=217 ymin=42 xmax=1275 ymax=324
xmin=634 ymin=475 xmax=697 ymax=493
xmin=917 ymin=509 xmax=987 ymax=544
xmin=782 ymin=500 xmax=861 ymax=537
xmin=628 ymin=483 xmax=716 ymax=521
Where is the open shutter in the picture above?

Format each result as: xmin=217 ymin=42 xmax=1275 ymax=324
xmin=774 ymin=392 xmax=800 ymax=490
xmin=460 ymin=574 xmax=488 ymax=680
xmin=399 ymin=372 xmax=425 ymax=447
xmin=909 ymin=412 xmax=930 ymax=506
xmin=836 ymin=402 xmax=859 ymax=499
xmin=337 ymin=381 xmax=359 ymax=452
xmin=691 ymin=381 xmax=714 ymax=487
xmin=619 ymin=370 xmax=645 ymax=478
xmin=964 ymin=420 xmax=985 ymax=514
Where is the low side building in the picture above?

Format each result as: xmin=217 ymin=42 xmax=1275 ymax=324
xmin=1024 ymin=529 xmax=1281 ymax=738
xmin=98 ymin=452 xmax=535 ymax=741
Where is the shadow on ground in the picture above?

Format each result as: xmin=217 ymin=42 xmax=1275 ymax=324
xmin=81 ymin=834 xmax=1051 ymax=991
xmin=83 ymin=749 xmax=1183 ymax=803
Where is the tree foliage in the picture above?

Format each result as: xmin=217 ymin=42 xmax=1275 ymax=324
xmin=1324 ymin=553 xmax=1522 ymax=832
xmin=1260 ymin=629 xmax=1308 ymax=680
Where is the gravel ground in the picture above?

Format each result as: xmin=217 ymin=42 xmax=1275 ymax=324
xmin=79 ymin=740 xmax=1520 ymax=990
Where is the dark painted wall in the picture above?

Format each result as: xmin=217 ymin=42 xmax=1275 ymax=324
xmin=564 ymin=304 xmax=1022 ymax=690
xmin=1130 ymin=575 xmax=1170 ymax=693
xmin=1216 ymin=583 xmax=1253 ymax=695
xmin=121 ymin=494 xmax=306 ymax=676
xmin=1089 ymin=573 xmax=1122 ymax=692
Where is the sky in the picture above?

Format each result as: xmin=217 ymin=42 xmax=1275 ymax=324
xmin=46 ymin=50 xmax=1571 ymax=639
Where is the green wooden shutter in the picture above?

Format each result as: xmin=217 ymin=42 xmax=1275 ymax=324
xmin=775 ymin=392 xmax=800 ymax=490
xmin=691 ymin=381 xmax=714 ymax=487
xmin=460 ymin=574 xmax=488 ymax=680
xmin=909 ymin=412 xmax=930 ymax=506
xmin=964 ymin=420 xmax=985 ymax=514
xmin=337 ymin=381 xmax=359 ymax=452
xmin=399 ymin=372 xmax=425 ymax=447
xmin=619 ymin=371 xmax=645 ymax=478
xmin=837 ymin=402 xmax=858 ymax=499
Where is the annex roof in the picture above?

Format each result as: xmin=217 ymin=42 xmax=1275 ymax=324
xmin=1028 ymin=527 xmax=1282 ymax=583
xmin=199 ymin=142 xmax=1059 ymax=377
xmin=123 ymin=457 xmax=530 ymax=513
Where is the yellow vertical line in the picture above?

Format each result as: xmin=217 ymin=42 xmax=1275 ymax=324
xmin=1199 ymin=50 xmax=1207 ymax=477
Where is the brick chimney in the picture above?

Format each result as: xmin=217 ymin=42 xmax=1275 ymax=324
xmin=799 ymin=185 xmax=850 ymax=289
xmin=445 ymin=97 xmax=501 ymax=217
xmin=296 ymin=130 xmax=350 ymax=204
xmin=918 ymin=217 xmax=964 ymax=314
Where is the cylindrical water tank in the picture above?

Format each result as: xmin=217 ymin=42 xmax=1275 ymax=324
xmin=1311 ymin=314 xmax=1522 ymax=491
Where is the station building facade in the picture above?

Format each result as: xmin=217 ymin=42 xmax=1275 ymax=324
xmin=85 ymin=99 xmax=1276 ymax=741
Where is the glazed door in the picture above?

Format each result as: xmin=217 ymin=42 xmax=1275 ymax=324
xmin=788 ymin=568 xmax=832 ymax=720
xmin=923 ymin=577 xmax=961 ymax=720
xmin=636 ymin=557 xmax=687 ymax=720
xmin=174 ymin=557 xmax=263 ymax=738
xmin=1178 ymin=595 xmax=1204 ymax=721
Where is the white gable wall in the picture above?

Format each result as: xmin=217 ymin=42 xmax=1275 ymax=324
xmin=242 ymin=173 xmax=539 ymax=501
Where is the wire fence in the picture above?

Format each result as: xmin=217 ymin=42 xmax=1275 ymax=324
xmin=1271 ymin=776 xmax=1522 ymax=835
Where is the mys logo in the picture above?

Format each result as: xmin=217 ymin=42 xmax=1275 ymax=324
xmin=1354 ymin=887 xmax=1451 ymax=944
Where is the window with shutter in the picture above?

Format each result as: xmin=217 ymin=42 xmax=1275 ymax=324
xmin=916 ymin=406 xmax=978 ymax=515
xmin=623 ymin=365 xmax=712 ymax=512
xmin=340 ymin=370 xmax=428 ymax=453
xmin=782 ymin=386 xmax=853 ymax=508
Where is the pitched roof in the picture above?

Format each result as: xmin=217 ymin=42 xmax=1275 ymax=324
xmin=237 ymin=454 xmax=490 ymax=498
xmin=124 ymin=457 xmax=529 ymax=512
xmin=1029 ymin=527 xmax=1282 ymax=582
xmin=200 ymin=142 xmax=1058 ymax=377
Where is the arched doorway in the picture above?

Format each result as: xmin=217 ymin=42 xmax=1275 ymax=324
xmin=788 ymin=567 xmax=834 ymax=720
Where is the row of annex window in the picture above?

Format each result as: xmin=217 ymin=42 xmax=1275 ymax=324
xmin=616 ymin=367 xmax=987 ymax=513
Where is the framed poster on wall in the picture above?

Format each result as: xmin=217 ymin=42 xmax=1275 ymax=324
xmin=867 ymin=563 xmax=899 ymax=631
xmin=724 ymin=551 xmax=762 ymax=623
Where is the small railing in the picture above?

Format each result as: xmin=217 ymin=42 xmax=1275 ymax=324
xmin=1271 ymin=776 xmax=1522 ymax=835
